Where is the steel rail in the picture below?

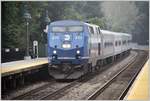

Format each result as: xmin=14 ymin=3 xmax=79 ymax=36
xmin=40 ymin=63 xmax=118 ymax=100
xmin=11 ymin=50 xmax=140 ymax=100
xmin=40 ymin=80 xmax=79 ymax=100
xmin=40 ymin=71 xmax=95 ymax=100
xmin=118 ymin=54 xmax=148 ymax=100
xmin=12 ymin=80 xmax=56 ymax=100
xmin=86 ymin=52 xmax=138 ymax=100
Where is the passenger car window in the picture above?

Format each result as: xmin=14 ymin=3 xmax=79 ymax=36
xmin=105 ymin=42 xmax=113 ymax=48
xmin=115 ymin=41 xmax=117 ymax=46
xmin=119 ymin=41 xmax=121 ymax=45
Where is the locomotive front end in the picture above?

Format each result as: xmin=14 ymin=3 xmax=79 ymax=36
xmin=47 ymin=20 xmax=87 ymax=79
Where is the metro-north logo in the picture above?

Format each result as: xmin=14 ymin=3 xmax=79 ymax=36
xmin=64 ymin=34 xmax=71 ymax=41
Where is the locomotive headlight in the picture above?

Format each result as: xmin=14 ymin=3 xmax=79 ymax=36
xmin=67 ymin=44 xmax=71 ymax=48
xmin=76 ymin=50 xmax=80 ymax=54
xmin=62 ymin=44 xmax=71 ymax=48
xmin=53 ymin=50 xmax=57 ymax=54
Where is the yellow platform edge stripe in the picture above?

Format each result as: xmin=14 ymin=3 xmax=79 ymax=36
xmin=125 ymin=59 xmax=149 ymax=100
xmin=1 ymin=58 xmax=48 ymax=75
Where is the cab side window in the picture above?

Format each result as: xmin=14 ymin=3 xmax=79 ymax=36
xmin=89 ymin=26 xmax=94 ymax=34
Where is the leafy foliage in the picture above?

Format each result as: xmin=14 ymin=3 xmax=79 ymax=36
xmin=2 ymin=1 xmax=149 ymax=49
xmin=2 ymin=2 xmax=25 ymax=48
xmin=88 ymin=17 xmax=107 ymax=29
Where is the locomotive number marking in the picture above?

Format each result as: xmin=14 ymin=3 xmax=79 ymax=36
xmin=75 ymin=36 xmax=82 ymax=39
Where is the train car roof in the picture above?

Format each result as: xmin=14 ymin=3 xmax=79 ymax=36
xmin=120 ymin=32 xmax=132 ymax=37
xmin=101 ymin=30 xmax=131 ymax=37
xmin=84 ymin=22 xmax=99 ymax=27
xmin=50 ymin=20 xmax=84 ymax=26
xmin=101 ymin=30 xmax=120 ymax=36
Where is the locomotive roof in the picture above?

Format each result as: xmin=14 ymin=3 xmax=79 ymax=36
xmin=49 ymin=20 xmax=131 ymax=37
xmin=50 ymin=20 xmax=99 ymax=27
xmin=50 ymin=20 xmax=84 ymax=26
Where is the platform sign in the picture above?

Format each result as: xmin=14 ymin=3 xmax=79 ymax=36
xmin=33 ymin=40 xmax=38 ymax=58
xmin=15 ymin=48 xmax=19 ymax=52
xmin=33 ymin=41 xmax=38 ymax=46
xmin=5 ymin=48 xmax=10 ymax=52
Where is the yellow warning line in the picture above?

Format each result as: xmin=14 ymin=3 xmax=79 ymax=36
xmin=125 ymin=59 xmax=149 ymax=100
xmin=1 ymin=58 xmax=48 ymax=76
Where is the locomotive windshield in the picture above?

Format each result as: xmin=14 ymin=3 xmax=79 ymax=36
xmin=51 ymin=26 xmax=66 ymax=33
xmin=68 ymin=26 xmax=83 ymax=32
xmin=51 ymin=26 xmax=83 ymax=33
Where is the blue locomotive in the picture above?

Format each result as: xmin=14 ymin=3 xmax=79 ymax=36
xmin=47 ymin=20 xmax=131 ymax=79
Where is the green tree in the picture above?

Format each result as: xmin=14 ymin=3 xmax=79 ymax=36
xmin=88 ymin=17 xmax=107 ymax=29
xmin=62 ymin=6 xmax=83 ymax=20
xmin=133 ymin=2 xmax=149 ymax=44
xmin=2 ymin=2 xmax=25 ymax=48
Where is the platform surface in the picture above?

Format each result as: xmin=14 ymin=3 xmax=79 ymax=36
xmin=125 ymin=59 xmax=149 ymax=100
xmin=1 ymin=58 xmax=48 ymax=77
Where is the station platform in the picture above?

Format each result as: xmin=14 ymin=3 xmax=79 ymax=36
xmin=1 ymin=58 xmax=48 ymax=77
xmin=124 ymin=59 xmax=149 ymax=100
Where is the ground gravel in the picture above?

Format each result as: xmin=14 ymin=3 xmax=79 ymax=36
xmin=59 ymin=51 xmax=136 ymax=100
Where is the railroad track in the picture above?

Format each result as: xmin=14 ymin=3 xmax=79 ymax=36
xmin=11 ymin=50 xmax=146 ymax=100
xmin=42 ymin=51 xmax=137 ymax=100
xmin=86 ymin=50 xmax=148 ymax=100
xmin=12 ymin=70 xmax=92 ymax=100
xmin=118 ymin=50 xmax=148 ymax=100
xmin=40 ymin=71 xmax=96 ymax=100
xmin=11 ymin=54 xmax=126 ymax=100
xmin=40 ymin=80 xmax=79 ymax=100
xmin=12 ymin=80 xmax=71 ymax=100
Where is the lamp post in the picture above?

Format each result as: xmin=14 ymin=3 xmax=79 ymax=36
xmin=44 ymin=10 xmax=50 ymax=26
xmin=43 ymin=10 xmax=50 ymax=56
xmin=43 ymin=10 xmax=50 ymax=33
xmin=23 ymin=5 xmax=32 ymax=60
